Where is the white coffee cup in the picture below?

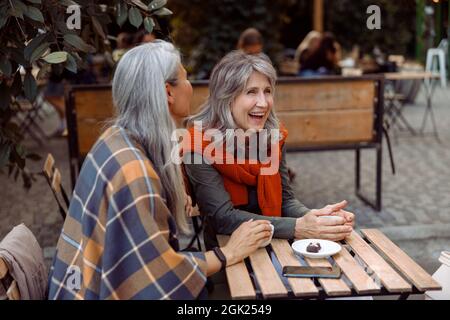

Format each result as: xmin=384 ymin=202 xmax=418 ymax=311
xmin=260 ymin=223 xmax=274 ymax=248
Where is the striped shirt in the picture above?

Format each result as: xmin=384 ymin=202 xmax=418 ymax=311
xmin=48 ymin=126 xmax=207 ymax=300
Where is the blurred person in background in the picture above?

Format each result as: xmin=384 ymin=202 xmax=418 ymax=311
xmin=133 ymin=29 xmax=157 ymax=45
xmin=295 ymin=30 xmax=321 ymax=73
xmin=112 ymin=32 xmax=134 ymax=63
xmin=237 ymin=28 xmax=264 ymax=55
xmin=299 ymin=32 xmax=341 ymax=77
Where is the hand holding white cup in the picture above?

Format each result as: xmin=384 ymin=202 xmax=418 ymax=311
xmin=259 ymin=223 xmax=274 ymax=248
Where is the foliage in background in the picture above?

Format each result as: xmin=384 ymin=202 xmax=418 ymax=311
xmin=169 ymin=0 xmax=295 ymax=79
xmin=325 ymin=0 xmax=417 ymax=57
xmin=169 ymin=0 xmax=418 ymax=78
xmin=0 ymin=0 xmax=171 ymax=188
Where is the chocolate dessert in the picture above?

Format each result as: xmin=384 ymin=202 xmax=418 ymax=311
xmin=306 ymin=242 xmax=321 ymax=253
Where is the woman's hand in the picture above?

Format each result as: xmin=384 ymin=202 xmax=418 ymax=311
xmin=221 ymin=219 xmax=272 ymax=266
xmin=184 ymin=194 xmax=194 ymax=217
xmin=330 ymin=209 xmax=355 ymax=227
xmin=318 ymin=200 xmax=355 ymax=227
xmin=294 ymin=200 xmax=353 ymax=241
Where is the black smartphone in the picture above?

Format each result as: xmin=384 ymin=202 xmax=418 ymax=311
xmin=282 ymin=265 xmax=341 ymax=279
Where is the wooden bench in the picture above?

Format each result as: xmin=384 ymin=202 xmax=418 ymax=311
xmin=217 ymin=230 xmax=441 ymax=300
xmin=66 ymin=75 xmax=384 ymax=209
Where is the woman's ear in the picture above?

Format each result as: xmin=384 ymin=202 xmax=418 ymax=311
xmin=166 ymin=83 xmax=175 ymax=106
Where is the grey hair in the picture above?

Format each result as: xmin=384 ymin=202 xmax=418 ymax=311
xmin=112 ymin=40 xmax=189 ymax=234
xmin=186 ymin=50 xmax=280 ymax=137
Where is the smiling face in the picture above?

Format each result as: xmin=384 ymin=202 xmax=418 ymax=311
xmin=231 ymin=71 xmax=273 ymax=131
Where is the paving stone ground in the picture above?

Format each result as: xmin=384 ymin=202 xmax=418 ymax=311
xmin=1 ymin=85 xmax=449 ymax=298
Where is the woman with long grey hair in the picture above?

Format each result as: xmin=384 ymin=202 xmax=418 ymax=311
xmin=184 ymin=50 xmax=355 ymax=251
xmin=48 ymin=40 xmax=272 ymax=300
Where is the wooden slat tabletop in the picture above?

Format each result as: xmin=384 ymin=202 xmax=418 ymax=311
xmin=333 ymin=246 xmax=381 ymax=294
xmin=345 ymin=231 xmax=412 ymax=293
xmin=217 ymin=235 xmax=256 ymax=299
xmin=248 ymin=246 xmax=288 ymax=299
xmin=219 ymin=229 xmax=436 ymax=299
xmin=361 ymin=229 xmax=442 ymax=291
xmin=304 ymin=256 xmax=352 ymax=296
xmin=271 ymin=239 xmax=319 ymax=297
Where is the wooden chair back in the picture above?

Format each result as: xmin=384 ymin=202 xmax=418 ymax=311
xmin=43 ymin=153 xmax=69 ymax=219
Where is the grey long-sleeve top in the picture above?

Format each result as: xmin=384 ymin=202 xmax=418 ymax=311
xmin=184 ymin=145 xmax=310 ymax=249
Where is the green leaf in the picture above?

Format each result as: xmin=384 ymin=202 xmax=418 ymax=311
xmin=15 ymin=144 xmax=26 ymax=157
xmin=148 ymin=0 xmax=167 ymax=11
xmin=24 ymin=32 xmax=48 ymax=61
xmin=65 ymin=53 xmax=77 ymax=73
xmin=0 ymin=14 xmax=8 ymax=29
xmin=91 ymin=16 xmax=106 ymax=39
xmin=29 ymin=42 xmax=49 ymax=62
xmin=58 ymin=0 xmax=80 ymax=7
xmin=60 ymin=0 xmax=78 ymax=6
xmin=23 ymin=71 xmax=37 ymax=102
xmin=130 ymin=0 xmax=148 ymax=11
xmin=0 ymin=83 xmax=11 ymax=111
xmin=64 ymin=34 xmax=95 ymax=53
xmin=24 ymin=6 xmax=44 ymax=23
xmin=116 ymin=2 xmax=128 ymax=27
xmin=26 ymin=0 xmax=41 ymax=4
xmin=144 ymin=17 xmax=155 ymax=34
xmin=128 ymin=7 xmax=142 ymax=28
xmin=10 ymin=0 xmax=27 ymax=13
xmin=10 ymin=145 xmax=25 ymax=171
xmin=42 ymin=51 xmax=68 ymax=64
xmin=0 ymin=143 xmax=11 ymax=169
xmin=9 ymin=0 xmax=27 ymax=19
xmin=0 ymin=58 xmax=12 ymax=77
xmin=154 ymin=8 xmax=172 ymax=16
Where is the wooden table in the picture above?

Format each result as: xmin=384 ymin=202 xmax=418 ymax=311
xmin=383 ymin=71 xmax=441 ymax=140
xmin=217 ymin=230 xmax=442 ymax=300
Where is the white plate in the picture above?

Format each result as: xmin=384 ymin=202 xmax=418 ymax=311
xmin=291 ymin=239 xmax=342 ymax=259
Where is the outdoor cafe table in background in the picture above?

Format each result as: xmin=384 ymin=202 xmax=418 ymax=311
xmin=217 ymin=230 xmax=442 ymax=300
xmin=383 ymin=71 xmax=441 ymax=140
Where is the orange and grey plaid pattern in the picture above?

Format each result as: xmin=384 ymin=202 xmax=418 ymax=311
xmin=48 ymin=126 xmax=207 ymax=299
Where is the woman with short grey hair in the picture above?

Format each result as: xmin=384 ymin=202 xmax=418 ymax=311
xmin=184 ymin=50 xmax=355 ymax=251
xmin=48 ymin=40 xmax=272 ymax=300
